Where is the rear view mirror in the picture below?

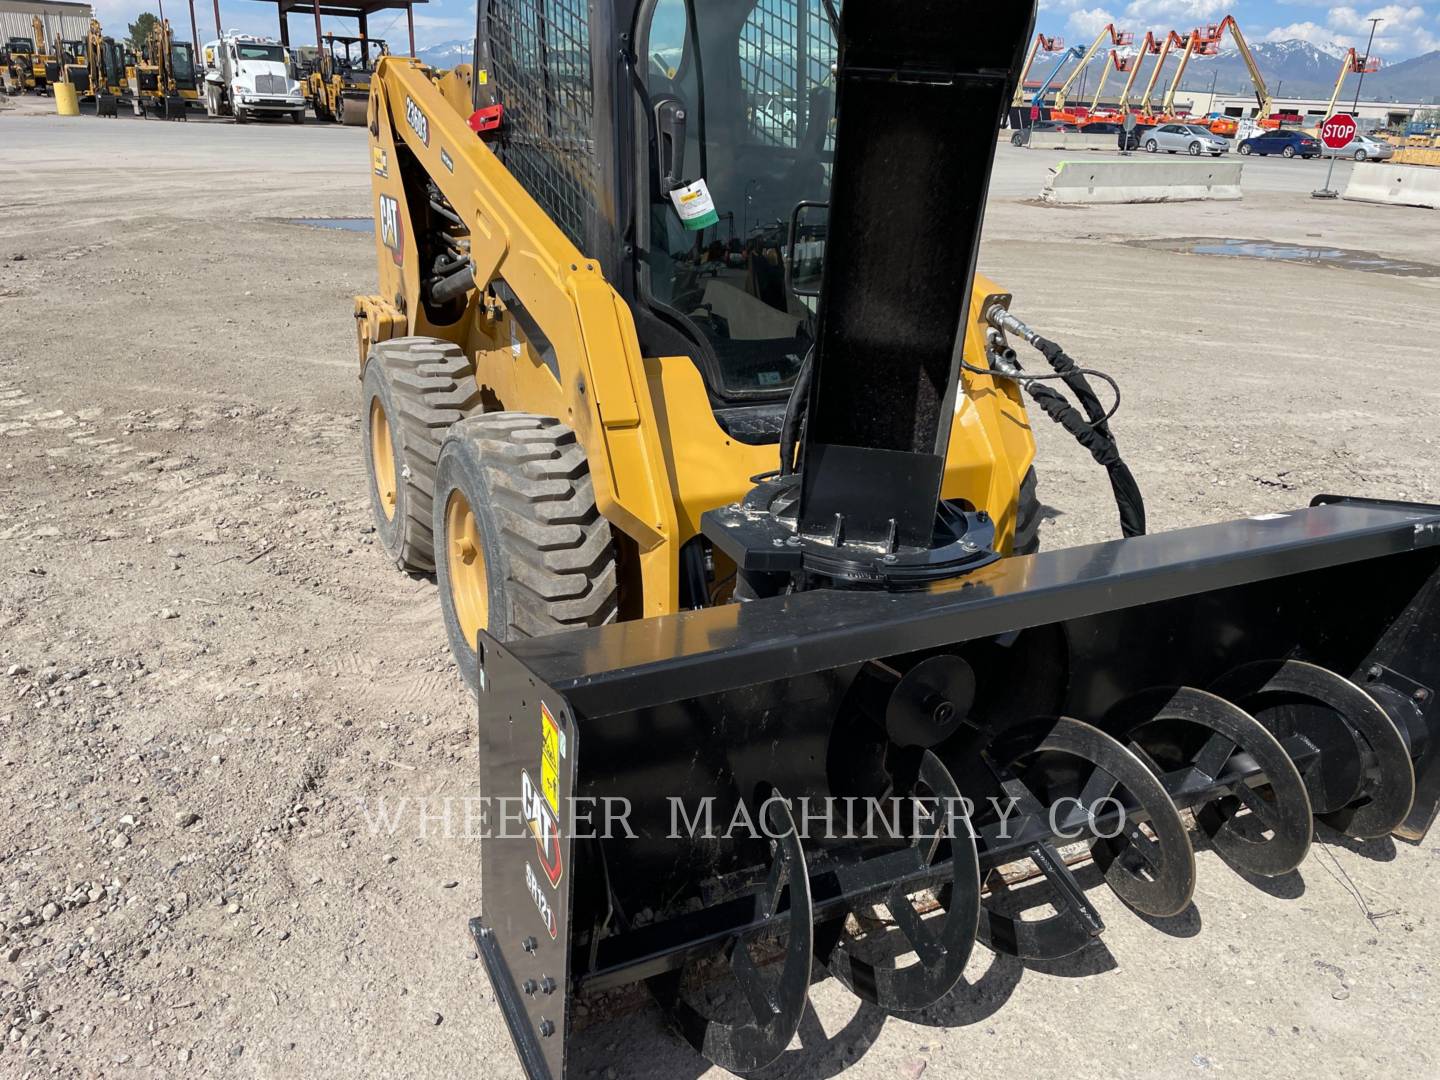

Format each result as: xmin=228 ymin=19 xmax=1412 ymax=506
xmin=786 ymin=200 xmax=828 ymax=299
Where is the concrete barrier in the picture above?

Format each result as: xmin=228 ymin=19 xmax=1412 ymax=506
xmin=1042 ymin=159 xmax=1244 ymax=204
xmin=1020 ymin=132 xmax=1122 ymax=151
xmin=1344 ymin=163 xmax=1440 ymax=210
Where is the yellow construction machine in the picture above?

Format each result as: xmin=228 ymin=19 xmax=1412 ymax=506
xmin=62 ymin=19 xmax=123 ymax=115
xmin=353 ymin=1 xmax=1440 ymax=1076
xmin=15 ymin=15 xmax=55 ymax=92
xmin=310 ymin=33 xmax=386 ymax=124
xmin=2 ymin=35 xmax=34 ymax=92
xmin=134 ymin=19 xmax=188 ymax=119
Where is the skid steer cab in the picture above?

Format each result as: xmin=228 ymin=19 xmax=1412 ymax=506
xmin=351 ymin=0 xmax=1440 ymax=1076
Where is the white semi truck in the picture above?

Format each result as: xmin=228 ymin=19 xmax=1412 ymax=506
xmin=200 ymin=32 xmax=305 ymax=123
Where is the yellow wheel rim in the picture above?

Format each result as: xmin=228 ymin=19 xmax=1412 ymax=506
xmin=445 ymin=489 xmax=489 ymax=645
xmin=369 ymin=400 xmax=398 ymax=522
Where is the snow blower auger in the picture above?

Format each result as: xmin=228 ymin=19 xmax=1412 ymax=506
xmin=352 ymin=0 xmax=1440 ymax=1076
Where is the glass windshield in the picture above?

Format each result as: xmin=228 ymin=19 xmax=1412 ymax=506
xmin=236 ymin=43 xmax=284 ymax=63
xmin=171 ymin=42 xmax=194 ymax=80
xmin=640 ymin=0 xmax=836 ymax=400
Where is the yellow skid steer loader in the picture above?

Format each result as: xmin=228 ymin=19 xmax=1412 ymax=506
xmin=352 ymin=1 xmax=1440 ymax=1076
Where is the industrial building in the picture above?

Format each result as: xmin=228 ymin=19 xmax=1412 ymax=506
xmin=1 ymin=0 xmax=92 ymax=43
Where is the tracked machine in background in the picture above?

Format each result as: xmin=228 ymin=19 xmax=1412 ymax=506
xmin=134 ymin=19 xmax=188 ymax=119
xmin=353 ymin=0 xmax=1440 ymax=1076
xmin=62 ymin=19 xmax=124 ymax=115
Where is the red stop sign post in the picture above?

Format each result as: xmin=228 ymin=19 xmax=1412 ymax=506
xmin=1321 ymin=114 xmax=1357 ymax=149
xmin=1313 ymin=113 xmax=1358 ymax=200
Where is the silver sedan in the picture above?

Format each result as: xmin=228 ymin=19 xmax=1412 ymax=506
xmin=1142 ymin=123 xmax=1231 ymax=157
xmin=1321 ymin=133 xmax=1395 ymax=162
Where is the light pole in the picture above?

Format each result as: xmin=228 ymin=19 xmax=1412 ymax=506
xmin=1352 ymin=18 xmax=1382 ymax=115
xmin=1208 ymin=69 xmax=1217 ymax=114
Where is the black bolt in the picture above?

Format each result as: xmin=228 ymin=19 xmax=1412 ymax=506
xmin=522 ymin=936 xmax=537 ymax=954
xmin=1416 ymin=688 xmax=1431 ymax=704
xmin=539 ymin=1019 xmax=556 ymax=1038
xmin=522 ymin=979 xmax=537 ymax=995
xmin=540 ymin=976 xmax=557 ymax=994
xmin=1366 ymin=664 xmax=1384 ymax=680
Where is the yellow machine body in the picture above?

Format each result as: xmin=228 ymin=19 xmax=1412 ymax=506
xmin=354 ymin=59 xmax=1036 ymax=621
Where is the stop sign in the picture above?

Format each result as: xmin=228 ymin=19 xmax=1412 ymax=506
xmin=1321 ymin=114 xmax=1357 ymax=150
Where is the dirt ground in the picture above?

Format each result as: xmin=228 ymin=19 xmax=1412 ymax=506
xmin=1 ymin=102 xmax=1438 ymax=1080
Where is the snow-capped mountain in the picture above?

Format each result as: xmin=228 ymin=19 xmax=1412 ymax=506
xmin=417 ymin=37 xmax=475 ymax=67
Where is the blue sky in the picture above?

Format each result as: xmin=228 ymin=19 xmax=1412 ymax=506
xmin=91 ymin=0 xmax=1440 ymax=61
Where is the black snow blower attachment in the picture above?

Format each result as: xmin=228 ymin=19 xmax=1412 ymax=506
xmin=465 ymin=2 xmax=1440 ymax=1076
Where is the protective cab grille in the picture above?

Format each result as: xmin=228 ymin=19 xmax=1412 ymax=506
xmin=484 ymin=0 xmax=596 ymax=253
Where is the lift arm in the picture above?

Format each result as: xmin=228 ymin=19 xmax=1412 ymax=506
xmin=1161 ymin=30 xmax=1204 ymax=116
xmin=1030 ymin=45 xmax=1084 ymax=108
xmin=364 ymin=56 xmax=678 ymax=601
xmin=1053 ymin=23 xmax=1132 ymax=110
xmin=1090 ymin=49 xmax=1136 ymax=113
xmin=1012 ymin=33 xmax=1064 ymax=108
xmin=1140 ymin=31 xmax=1184 ymax=117
xmin=1324 ymin=47 xmax=1381 ymax=119
xmin=1117 ymin=32 xmax=1159 ymax=112
xmin=1214 ymin=16 xmax=1272 ymax=119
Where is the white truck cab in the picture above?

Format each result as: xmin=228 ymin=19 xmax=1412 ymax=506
xmin=201 ymin=32 xmax=305 ymax=123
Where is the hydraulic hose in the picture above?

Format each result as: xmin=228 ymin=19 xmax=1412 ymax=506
xmin=778 ymin=345 xmax=814 ymax=476
xmin=983 ymin=306 xmax=1147 ymax=539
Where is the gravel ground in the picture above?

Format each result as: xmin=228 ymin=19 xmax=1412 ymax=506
xmin=0 ymin=106 xmax=1438 ymax=1080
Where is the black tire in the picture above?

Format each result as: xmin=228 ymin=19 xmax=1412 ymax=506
xmin=1188 ymin=141 xmax=1201 ymax=156
xmin=1282 ymin=145 xmax=1295 ymax=159
xmin=433 ymin=414 xmax=619 ymax=690
xmin=1013 ymin=467 xmax=1042 ymax=556
xmin=1239 ymin=143 xmax=1251 ymax=156
xmin=291 ymin=109 xmax=304 ymax=124
xmin=1354 ymin=149 xmax=1367 ymax=162
xmin=1011 ymin=132 xmax=1023 ymax=147
xmin=362 ymin=338 xmax=482 ymax=573
xmin=1145 ymin=139 xmax=1158 ymax=153
xmin=234 ymin=107 xmax=248 ymax=124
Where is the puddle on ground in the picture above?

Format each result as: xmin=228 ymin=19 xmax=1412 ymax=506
xmin=1127 ymin=237 xmax=1440 ymax=277
xmin=279 ymin=217 xmax=373 ymax=233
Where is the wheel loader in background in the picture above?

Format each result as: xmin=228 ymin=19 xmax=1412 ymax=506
xmin=353 ymin=1 xmax=1440 ymax=1076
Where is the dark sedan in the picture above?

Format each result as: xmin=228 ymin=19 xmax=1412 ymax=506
xmin=1237 ymin=129 xmax=1322 ymax=159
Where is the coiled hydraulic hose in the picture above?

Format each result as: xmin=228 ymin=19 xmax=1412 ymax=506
xmin=980 ymin=306 xmax=1147 ymax=539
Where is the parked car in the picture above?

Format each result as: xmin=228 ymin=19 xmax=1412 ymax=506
xmin=1320 ymin=133 xmax=1394 ymax=162
xmin=1080 ymin=121 xmax=1122 ymax=134
xmin=1237 ymin=129 xmax=1322 ymax=159
xmin=1127 ymin=123 xmax=1156 ymax=149
xmin=1141 ymin=123 xmax=1230 ymax=157
xmin=1010 ymin=119 xmax=1077 ymax=146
